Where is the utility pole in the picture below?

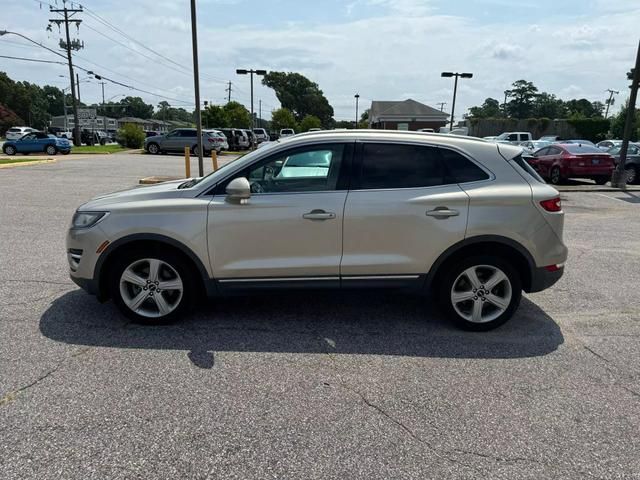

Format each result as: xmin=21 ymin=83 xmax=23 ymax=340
xmin=604 ymin=88 xmax=619 ymax=119
xmin=259 ymin=99 xmax=262 ymax=128
xmin=441 ymin=72 xmax=473 ymax=131
xmin=49 ymin=1 xmax=84 ymax=146
xmin=236 ymin=69 xmax=267 ymax=130
xmin=503 ymin=90 xmax=509 ymax=117
xmin=611 ymin=40 xmax=640 ymax=188
xmin=76 ymin=72 xmax=81 ymax=103
xmin=99 ymin=81 xmax=107 ymax=135
xmin=437 ymin=102 xmax=447 ymax=112
xmin=354 ymin=94 xmax=360 ymax=129
xmin=226 ymin=81 xmax=232 ymax=103
xmin=190 ymin=0 xmax=204 ymax=176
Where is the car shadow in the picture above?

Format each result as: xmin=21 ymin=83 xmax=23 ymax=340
xmin=40 ymin=290 xmax=564 ymax=368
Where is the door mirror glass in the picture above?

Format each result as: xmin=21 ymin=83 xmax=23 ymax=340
xmin=225 ymin=177 xmax=251 ymax=203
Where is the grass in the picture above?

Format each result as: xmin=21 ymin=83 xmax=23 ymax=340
xmin=71 ymin=144 xmax=131 ymax=154
xmin=0 ymin=157 xmax=53 ymax=165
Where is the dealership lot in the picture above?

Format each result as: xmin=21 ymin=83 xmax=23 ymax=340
xmin=1 ymin=154 xmax=639 ymax=479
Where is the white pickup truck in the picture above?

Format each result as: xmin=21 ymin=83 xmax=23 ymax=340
xmin=494 ymin=132 xmax=532 ymax=145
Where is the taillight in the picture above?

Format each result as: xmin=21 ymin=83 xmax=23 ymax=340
xmin=540 ymin=197 xmax=562 ymax=212
xmin=207 ymin=138 xmax=214 ymax=143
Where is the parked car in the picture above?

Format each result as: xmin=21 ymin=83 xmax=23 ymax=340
xmin=596 ymin=139 xmax=623 ymax=151
xmin=66 ymin=130 xmax=567 ymax=331
xmin=144 ymin=128 xmax=220 ymax=155
xmin=558 ymin=139 xmax=595 ymax=146
xmin=608 ymin=143 xmax=640 ymax=184
xmin=2 ymin=131 xmax=71 ymax=155
xmin=203 ymin=129 xmax=228 ymax=153
xmin=280 ymin=128 xmax=295 ymax=138
xmin=531 ymin=143 xmax=614 ymax=185
xmin=252 ymin=128 xmax=269 ymax=143
xmin=494 ymin=132 xmax=532 ymax=145
xmin=5 ymin=126 xmax=36 ymax=141
xmin=539 ymin=135 xmax=561 ymax=142
xmin=81 ymin=129 xmax=108 ymax=146
xmin=521 ymin=140 xmax=551 ymax=154
xmin=242 ymin=129 xmax=257 ymax=148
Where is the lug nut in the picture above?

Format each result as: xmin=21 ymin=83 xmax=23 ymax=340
xmin=473 ymin=296 xmax=478 ymax=300
xmin=143 ymin=287 xmax=147 ymax=291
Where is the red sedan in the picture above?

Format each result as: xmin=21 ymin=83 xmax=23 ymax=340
xmin=529 ymin=143 xmax=615 ymax=185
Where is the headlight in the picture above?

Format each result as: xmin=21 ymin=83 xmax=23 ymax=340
xmin=71 ymin=211 xmax=108 ymax=229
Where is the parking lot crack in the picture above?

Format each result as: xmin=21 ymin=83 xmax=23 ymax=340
xmin=0 ymin=347 xmax=91 ymax=407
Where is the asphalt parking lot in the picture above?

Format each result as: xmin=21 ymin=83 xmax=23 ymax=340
xmin=1 ymin=152 xmax=639 ymax=479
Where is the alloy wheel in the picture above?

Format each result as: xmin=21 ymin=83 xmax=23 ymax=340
xmin=626 ymin=167 xmax=637 ymax=184
xmin=148 ymin=143 xmax=159 ymax=154
xmin=450 ymin=265 xmax=512 ymax=324
xmin=46 ymin=145 xmax=56 ymax=155
xmin=4 ymin=146 xmax=16 ymax=155
xmin=119 ymin=258 xmax=184 ymax=318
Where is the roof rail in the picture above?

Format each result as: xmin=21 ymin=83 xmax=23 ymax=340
xmin=293 ymin=129 xmax=485 ymax=141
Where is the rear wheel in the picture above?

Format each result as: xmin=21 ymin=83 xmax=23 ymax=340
xmin=626 ymin=166 xmax=638 ymax=184
xmin=45 ymin=145 xmax=57 ymax=155
xmin=439 ymin=255 xmax=522 ymax=331
xmin=3 ymin=145 xmax=16 ymax=155
xmin=594 ymin=176 xmax=609 ymax=185
xmin=549 ymin=166 xmax=562 ymax=185
xmin=109 ymin=250 xmax=196 ymax=325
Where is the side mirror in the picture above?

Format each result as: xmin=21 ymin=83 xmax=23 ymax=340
xmin=225 ymin=177 xmax=251 ymax=203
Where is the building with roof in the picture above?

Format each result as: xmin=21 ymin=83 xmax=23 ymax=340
xmin=369 ymin=99 xmax=449 ymax=131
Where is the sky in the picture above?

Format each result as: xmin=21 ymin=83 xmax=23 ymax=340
xmin=1 ymin=0 xmax=639 ymax=123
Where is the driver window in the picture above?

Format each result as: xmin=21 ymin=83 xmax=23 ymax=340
xmin=226 ymin=144 xmax=345 ymax=194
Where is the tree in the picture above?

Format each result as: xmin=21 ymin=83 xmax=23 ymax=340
xmin=532 ymin=93 xmax=566 ymax=119
xmin=299 ymin=114 xmax=322 ymax=132
xmin=223 ymin=101 xmax=251 ymax=128
xmin=271 ymin=108 xmax=298 ymax=132
xmin=263 ymin=72 xmax=334 ymax=126
xmin=505 ymin=80 xmax=539 ymax=118
xmin=117 ymin=96 xmax=154 ymax=119
xmin=116 ymin=123 xmax=145 ymax=148
xmin=468 ymin=98 xmax=501 ymax=118
xmin=202 ymin=105 xmax=228 ymax=128
xmin=565 ymin=98 xmax=603 ymax=118
xmin=611 ymin=102 xmax=640 ymax=141
xmin=152 ymin=101 xmax=194 ymax=123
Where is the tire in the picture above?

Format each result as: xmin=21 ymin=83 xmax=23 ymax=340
xmin=109 ymin=249 xmax=196 ymax=325
xmin=549 ymin=166 xmax=562 ymax=185
xmin=625 ymin=166 xmax=638 ymax=185
xmin=147 ymin=142 xmax=160 ymax=155
xmin=3 ymin=145 xmax=16 ymax=156
xmin=594 ymin=176 xmax=609 ymax=185
xmin=45 ymin=145 xmax=57 ymax=155
xmin=100 ymin=138 xmax=107 ymax=146
xmin=438 ymin=255 xmax=522 ymax=331
xmin=61 ymin=150 xmax=70 ymax=155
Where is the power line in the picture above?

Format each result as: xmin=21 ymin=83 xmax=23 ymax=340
xmin=0 ymin=54 xmax=67 ymax=65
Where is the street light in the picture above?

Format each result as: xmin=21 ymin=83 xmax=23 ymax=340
xmin=236 ymin=69 xmax=267 ymax=132
xmin=354 ymin=94 xmax=360 ymax=129
xmin=441 ymin=72 xmax=473 ymax=131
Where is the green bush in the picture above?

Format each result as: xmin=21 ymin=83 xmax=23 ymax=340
xmin=116 ymin=124 xmax=145 ymax=148
xmin=567 ymin=118 xmax=611 ymax=142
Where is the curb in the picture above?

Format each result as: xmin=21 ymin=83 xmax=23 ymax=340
xmin=0 ymin=158 xmax=56 ymax=169
xmin=139 ymin=176 xmax=183 ymax=185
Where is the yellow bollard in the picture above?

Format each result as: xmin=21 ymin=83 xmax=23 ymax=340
xmin=211 ymin=149 xmax=219 ymax=171
xmin=184 ymin=147 xmax=191 ymax=178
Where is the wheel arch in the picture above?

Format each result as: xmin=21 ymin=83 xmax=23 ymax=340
xmin=94 ymin=234 xmax=213 ymax=301
xmin=425 ymin=235 xmax=535 ymax=293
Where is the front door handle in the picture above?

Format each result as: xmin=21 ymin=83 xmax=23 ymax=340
xmin=426 ymin=207 xmax=459 ymax=218
xmin=303 ymin=209 xmax=336 ymax=220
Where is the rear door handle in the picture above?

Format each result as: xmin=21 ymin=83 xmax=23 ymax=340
xmin=303 ymin=209 xmax=336 ymax=220
xmin=426 ymin=208 xmax=459 ymax=218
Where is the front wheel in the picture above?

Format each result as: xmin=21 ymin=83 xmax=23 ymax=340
xmin=109 ymin=250 xmax=196 ymax=325
xmin=439 ymin=256 xmax=522 ymax=331
xmin=147 ymin=142 xmax=160 ymax=155
xmin=45 ymin=145 xmax=57 ymax=155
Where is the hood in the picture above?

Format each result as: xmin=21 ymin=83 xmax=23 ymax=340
xmin=79 ymin=179 xmax=190 ymax=210
xmin=145 ymin=135 xmax=165 ymax=142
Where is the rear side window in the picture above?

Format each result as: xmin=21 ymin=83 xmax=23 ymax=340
xmin=511 ymin=154 xmax=544 ymax=183
xmin=359 ymin=143 xmax=444 ymax=189
xmin=439 ymin=148 xmax=490 ymax=183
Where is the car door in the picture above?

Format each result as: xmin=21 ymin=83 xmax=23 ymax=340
xmin=160 ymin=130 xmax=181 ymax=151
xmin=180 ymin=129 xmax=197 ymax=151
xmin=18 ymin=133 xmax=39 ymax=153
xmin=207 ymin=142 xmax=352 ymax=285
xmin=35 ymin=132 xmax=51 ymax=151
xmin=341 ymin=142 xmax=474 ymax=283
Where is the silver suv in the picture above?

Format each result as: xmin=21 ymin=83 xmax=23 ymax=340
xmin=144 ymin=128 xmax=219 ymax=155
xmin=67 ymin=131 xmax=567 ymax=330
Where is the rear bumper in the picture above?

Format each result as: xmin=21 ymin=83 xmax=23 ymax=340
xmin=564 ymin=165 xmax=613 ymax=177
xmin=528 ymin=266 xmax=564 ymax=293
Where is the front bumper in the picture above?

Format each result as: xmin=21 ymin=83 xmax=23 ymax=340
xmin=66 ymin=224 xmax=109 ymax=296
xmin=528 ymin=266 xmax=564 ymax=293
